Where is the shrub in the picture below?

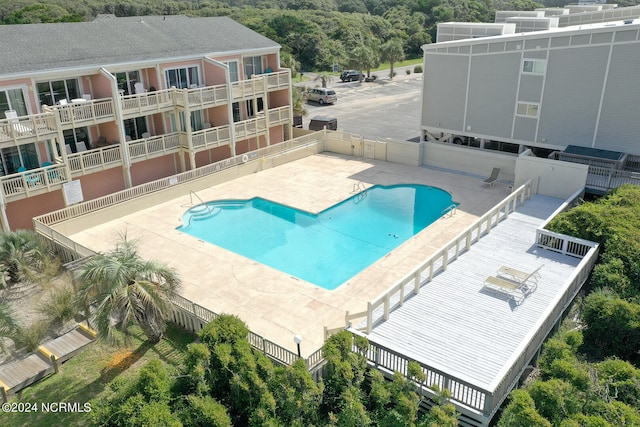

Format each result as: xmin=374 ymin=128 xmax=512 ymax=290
xmin=39 ymin=284 xmax=76 ymax=329
xmin=413 ymin=65 xmax=423 ymax=73
xmin=199 ymin=314 xmax=249 ymax=346
xmin=15 ymin=320 xmax=49 ymax=352
xmin=405 ymin=69 xmax=411 ymax=75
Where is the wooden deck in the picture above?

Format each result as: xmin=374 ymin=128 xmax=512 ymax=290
xmin=359 ymin=194 xmax=597 ymax=425
xmin=0 ymin=325 xmax=96 ymax=401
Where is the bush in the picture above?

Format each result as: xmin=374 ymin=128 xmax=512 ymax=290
xmin=199 ymin=314 xmax=249 ymax=346
xmin=405 ymin=69 xmax=411 ymax=75
xmin=39 ymin=284 xmax=76 ymax=329
xmin=16 ymin=320 xmax=49 ymax=352
xmin=413 ymin=65 xmax=423 ymax=73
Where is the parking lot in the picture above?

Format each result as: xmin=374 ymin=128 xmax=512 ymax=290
xmin=298 ymin=69 xmax=423 ymax=142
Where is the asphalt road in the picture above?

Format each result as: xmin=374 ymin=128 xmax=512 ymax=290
xmin=298 ymin=68 xmax=423 ymax=142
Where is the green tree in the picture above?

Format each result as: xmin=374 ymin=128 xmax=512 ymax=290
xmin=498 ymin=389 xmax=552 ymax=427
xmin=349 ymin=45 xmax=377 ymax=81
xmin=314 ymin=72 xmax=334 ymax=88
xmin=0 ymin=230 xmax=46 ymax=286
xmin=381 ymin=38 xmax=405 ymax=80
xmin=0 ymin=301 xmax=18 ymax=352
xmin=77 ymin=237 xmax=181 ymax=343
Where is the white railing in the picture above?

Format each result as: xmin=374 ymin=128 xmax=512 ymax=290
xmin=231 ymin=78 xmax=267 ymax=101
xmin=33 ymin=135 xmax=323 ymax=227
xmin=67 ymin=145 xmax=123 ymax=176
xmin=586 ymin=166 xmax=640 ymax=192
xmin=47 ymin=99 xmax=115 ymax=127
xmin=268 ymin=106 xmax=291 ymax=125
xmin=265 ymin=70 xmax=290 ymax=90
xmin=0 ymin=163 xmax=69 ymax=200
xmin=128 ymin=133 xmax=181 ymax=161
xmin=175 ymin=85 xmax=228 ymax=108
xmin=345 ymin=181 xmax=532 ymax=335
xmin=0 ymin=113 xmax=58 ymax=142
xmin=190 ymin=125 xmax=232 ymax=150
xmin=234 ymin=116 xmax=267 ymax=140
xmin=535 ymin=188 xmax=597 ymax=257
xmin=121 ymin=89 xmax=174 ymax=116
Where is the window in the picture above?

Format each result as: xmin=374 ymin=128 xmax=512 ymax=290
xmin=0 ymin=88 xmax=28 ymax=116
xmin=37 ymin=79 xmax=80 ymax=106
xmin=227 ymin=61 xmax=239 ymax=82
xmin=165 ymin=66 xmax=199 ymax=89
xmin=516 ymin=102 xmax=539 ymax=117
xmin=115 ymin=71 xmax=141 ymax=96
xmin=123 ymin=117 xmax=148 ymax=140
xmin=522 ymin=60 xmax=545 ymax=74
xmin=243 ymin=56 xmax=263 ymax=79
xmin=63 ymin=127 xmax=90 ymax=153
xmin=232 ymin=102 xmax=241 ymax=122
xmin=246 ymin=98 xmax=264 ymax=118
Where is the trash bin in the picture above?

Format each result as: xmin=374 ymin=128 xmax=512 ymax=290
xmin=309 ymin=115 xmax=337 ymax=131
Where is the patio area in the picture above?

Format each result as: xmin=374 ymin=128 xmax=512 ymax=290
xmin=68 ymin=153 xmax=511 ymax=355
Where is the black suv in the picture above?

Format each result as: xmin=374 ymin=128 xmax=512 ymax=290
xmin=340 ymin=70 xmax=362 ymax=82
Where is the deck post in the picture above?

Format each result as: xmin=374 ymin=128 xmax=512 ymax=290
xmin=0 ymin=386 xmax=7 ymax=403
xmin=50 ymin=354 xmax=59 ymax=374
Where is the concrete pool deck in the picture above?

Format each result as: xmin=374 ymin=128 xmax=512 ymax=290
xmin=69 ymin=154 xmax=510 ymax=356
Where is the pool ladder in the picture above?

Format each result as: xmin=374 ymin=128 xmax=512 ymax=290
xmin=441 ymin=204 xmax=457 ymax=218
xmin=352 ymin=181 xmax=368 ymax=204
xmin=184 ymin=191 xmax=216 ymax=227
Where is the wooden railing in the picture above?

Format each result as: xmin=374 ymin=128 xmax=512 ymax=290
xmin=128 ymin=133 xmax=181 ymax=161
xmin=190 ymin=125 xmax=232 ymax=151
xmin=67 ymin=145 xmax=123 ymax=176
xmin=265 ymin=70 xmax=290 ymax=91
xmin=0 ymin=163 xmax=69 ymax=200
xmin=121 ymin=89 xmax=174 ymax=116
xmin=535 ymin=187 xmax=597 ymax=257
xmin=231 ymin=78 xmax=267 ymax=101
xmin=586 ymin=166 xmax=640 ymax=192
xmin=234 ymin=116 xmax=267 ymax=140
xmin=0 ymin=113 xmax=58 ymax=143
xmin=175 ymin=85 xmax=229 ymax=109
xmin=344 ymin=181 xmax=532 ymax=334
xmin=268 ymin=106 xmax=291 ymax=125
xmin=33 ymin=135 xmax=323 ymax=227
xmin=47 ymin=98 xmax=115 ymax=128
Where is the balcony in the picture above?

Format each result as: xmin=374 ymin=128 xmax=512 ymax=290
xmin=67 ymin=145 xmax=123 ymax=177
xmin=174 ymin=85 xmax=229 ymax=110
xmin=268 ymin=106 xmax=291 ymax=126
xmin=44 ymin=99 xmax=115 ymax=130
xmin=121 ymin=89 xmax=175 ymax=119
xmin=1 ymin=163 xmax=69 ymax=201
xmin=189 ymin=125 xmax=232 ymax=152
xmin=265 ymin=70 xmax=290 ymax=91
xmin=128 ymin=133 xmax=181 ymax=162
xmin=0 ymin=113 xmax=58 ymax=145
xmin=234 ymin=116 xmax=267 ymax=140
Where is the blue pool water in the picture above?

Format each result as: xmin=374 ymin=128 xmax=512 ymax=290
xmin=177 ymin=184 xmax=456 ymax=290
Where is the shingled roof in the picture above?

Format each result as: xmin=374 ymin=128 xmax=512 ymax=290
xmin=0 ymin=15 xmax=280 ymax=76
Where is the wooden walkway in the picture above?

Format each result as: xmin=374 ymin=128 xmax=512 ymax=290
xmin=0 ymin=325 xmax=96 ymax=402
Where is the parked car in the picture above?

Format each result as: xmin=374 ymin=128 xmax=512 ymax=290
xmin=306 ymin=88 xmax=337 ymax=105
xmin=340 ymin=70 xmax=363 ymax=82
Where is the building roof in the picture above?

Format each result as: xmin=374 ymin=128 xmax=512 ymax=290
xmin=0 ymin=15 xmax=280 ymax=77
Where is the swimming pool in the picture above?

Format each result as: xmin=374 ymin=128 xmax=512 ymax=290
xmin=177 ymin=184 xmax=456 ymax=290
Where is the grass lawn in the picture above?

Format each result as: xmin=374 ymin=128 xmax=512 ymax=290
xmin=2 ymin=323 xmax=195 ymax=427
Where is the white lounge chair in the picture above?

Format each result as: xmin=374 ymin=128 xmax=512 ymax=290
xmin=134 ymin=82 xmax=146 ymax=94
xmin=482 ymin=167 xmax=500 ymax=187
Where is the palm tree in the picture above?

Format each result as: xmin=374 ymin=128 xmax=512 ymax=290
xmin=0 ymin=230 xmax=45 ymax=286
xmin=314 ymin=72 xmax=333 ymax=88
xmin=77 ymin=237 xmax=181 ymax=344
xmin=350 ymin=45 xmax=378 ymax=82
xmin=0 ymin=301 xmax=18 ymax=353
xmin=381 ymin=38 xmax=405 ymax=80
xmin=280 ymin=51 xmax=299 ymax=78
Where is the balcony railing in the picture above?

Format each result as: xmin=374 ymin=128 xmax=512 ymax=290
xmin=234 ymin=116 xmax=267 ymax=140
xmin=265 ymin=70 xmax=290 ymax=91
xmin=0 ymin=113 xmax=58 ymax=144
xmin=67 ymin=145 xmax=123 ymax=176
xmin=190 ymin=125 xmax=232 ymax=151
xmin=46 ymin=99 xmax=115 ymax=128
xmin=128 ymin=133 xmax=181 ymax=162
xmin=175 ymin=85 xmax=229 ymax=109
xmin=586 ymin=166 xmax=640 ymax=192
xmin=231 ymin=78 xmax=267 ymax=102
xmin=0 ymin=163 xmax=69 ymax=200
xmin=268 ymin=106 xmax=291 ymax=125
xmin=121 ymin=89 xmax=175 ymax=117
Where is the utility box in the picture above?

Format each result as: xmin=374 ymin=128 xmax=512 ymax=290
xmin=309 ymin=115 xmax=337 ymax=131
